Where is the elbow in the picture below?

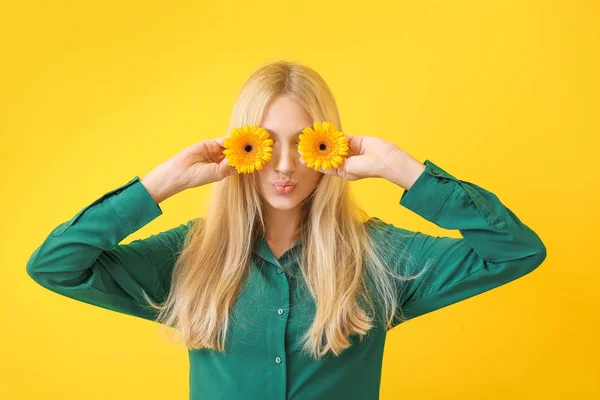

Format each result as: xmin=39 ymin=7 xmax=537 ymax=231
xmin=25 ymin=246 xmax=56 ymax=290
xmin=534 ymin=232 xmax=548 ymax=266
xmin=26 ymin=252 xmax=93 ymax=292
xmin=520 ymin=228 xmax=548 ymax=272
xmin=25 ymin=244 xmax=92 ymax=292
xmin=537 ymin=243 xmax=547 ymax=266
xmin=526 ymin=242 xmax=547 ymax=272
xmin=25 ymin=247 xmax=42 ymax=284
xmin=26 ymin=258 xmax=51 ymax=292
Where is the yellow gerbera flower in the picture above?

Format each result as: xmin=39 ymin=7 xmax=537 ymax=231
xmin=298 ymin=121 xmax=349 ymax=171
xmin=223 ymin=124 xmax=273 ymax=174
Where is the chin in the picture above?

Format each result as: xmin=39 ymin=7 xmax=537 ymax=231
xmin=265 ymin=196 xmax=302 ymax=210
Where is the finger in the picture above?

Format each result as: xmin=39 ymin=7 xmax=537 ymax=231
xmin=346 ymin=139 xmax=361 ymax=157
xmin=318 ymin=166 xmax=337 ymax=175
xmin=214 ymin=138 xmax=225 ymax=148
xmin=220 ymin=156 xmax=238 ymax=175
xmin=214 ymin=135 xmax=229 ymax=147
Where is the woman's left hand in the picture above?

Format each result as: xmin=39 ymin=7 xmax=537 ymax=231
xmin=300 ymin=134 xmax=403 ymax=181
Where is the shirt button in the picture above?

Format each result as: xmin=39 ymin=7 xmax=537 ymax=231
xmin=275 ymin=356 xmax=282 ymax=364
xmin=277 ymin=308 xmax=284 ymax=315
xmin=432 ymin=169 xmax=439 ymax=175
xmin=277 ymin=268 xmax=283 ymax=274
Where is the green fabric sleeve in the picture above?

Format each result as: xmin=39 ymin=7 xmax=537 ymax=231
xmin=371 ymin=159 xmax=546 ymax=326
xmin=26 ymin=176 xmax=196 ymax=322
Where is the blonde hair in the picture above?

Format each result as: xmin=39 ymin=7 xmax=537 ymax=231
xmin=143 ymin=60 xmax=428 ymax=360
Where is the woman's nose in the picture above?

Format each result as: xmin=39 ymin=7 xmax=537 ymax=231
xmin=272 ymin=143 xmax=299 ymax=172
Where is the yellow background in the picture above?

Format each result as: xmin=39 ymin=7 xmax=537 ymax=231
xmin=2 ymin=0 xmax=598 ymax=398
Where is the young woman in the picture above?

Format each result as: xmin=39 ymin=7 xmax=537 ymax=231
xmin=26 ymin=60 xmax=547 ymax=399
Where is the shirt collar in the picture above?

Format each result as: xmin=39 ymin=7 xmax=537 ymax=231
xmin=254 ymin=234 xmax=303 ymax=266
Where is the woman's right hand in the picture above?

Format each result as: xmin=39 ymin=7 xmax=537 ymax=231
xmin=170 ymin=135 xmax=238 ymax=189
xmin=141 ymin=136 xmax=237 ymax=204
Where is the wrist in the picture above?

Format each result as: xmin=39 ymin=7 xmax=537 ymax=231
xmin=140 ymin=163 xmax=185 ymax=205
xmin=381 ymin=149 xmax=426 ymax=190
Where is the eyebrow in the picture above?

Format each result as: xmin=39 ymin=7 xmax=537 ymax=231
xmin=263 ymin=128 xmax=303 ymax=138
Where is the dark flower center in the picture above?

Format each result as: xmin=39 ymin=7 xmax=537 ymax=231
xmin=244 ymin=144 xmax=253 ymax=152
xmin=319 ymin=143 xmax=327 ymax=151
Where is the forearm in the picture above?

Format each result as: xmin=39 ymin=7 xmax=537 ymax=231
xmin=380 ymin=149 xmax=426 ymax=190
xmin=140 ymin=162 xmax=186 ymax=205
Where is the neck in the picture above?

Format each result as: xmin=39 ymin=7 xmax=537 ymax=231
xmin=264 ymin=204 xmax=302 ymax=243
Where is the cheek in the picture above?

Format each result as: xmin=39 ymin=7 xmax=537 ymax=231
xmin=256 ymin=169 xmax=273 ymax=191
xmin=303 ymin=171 xmax=322 ymax=189
xmin=256 ymin=169 xmax=268 ymax=182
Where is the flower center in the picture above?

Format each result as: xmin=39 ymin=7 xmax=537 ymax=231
xmin=319 ymin=143 xmax=327 ymax=151
xmin=244 ymin=144 xmax=253 ymax=152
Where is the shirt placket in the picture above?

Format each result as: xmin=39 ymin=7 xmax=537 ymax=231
xmin=269 ymin=255 xmax=290 ymax=399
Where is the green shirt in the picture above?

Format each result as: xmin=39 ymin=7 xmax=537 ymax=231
xmin=26 ymin=159 xmax=546 ymax=399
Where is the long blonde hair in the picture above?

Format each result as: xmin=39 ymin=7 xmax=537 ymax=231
xmin=143 ymin=60 xmax=429 ymax=360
